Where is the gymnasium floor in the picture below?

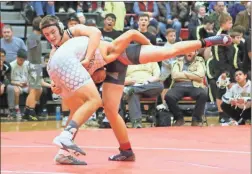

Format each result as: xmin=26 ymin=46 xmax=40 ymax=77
xmin=1 ymin=120 xmax=251 ymax=174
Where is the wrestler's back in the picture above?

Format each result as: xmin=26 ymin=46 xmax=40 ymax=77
xmin=47 ymin=37 xmax=91 ymax=98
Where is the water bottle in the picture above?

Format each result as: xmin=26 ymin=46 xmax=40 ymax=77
xmin=130 ymin=16 xmax=134 ymax=28
xmin=55 ymin=106 xmax=61 ymax=121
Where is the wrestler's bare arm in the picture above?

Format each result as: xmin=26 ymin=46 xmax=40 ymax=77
xmin=71 ymin=24 xmax=102 ymax=65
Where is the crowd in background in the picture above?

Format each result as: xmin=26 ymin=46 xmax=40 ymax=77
xmin=0 ymin=1 xmax=251 ymax=128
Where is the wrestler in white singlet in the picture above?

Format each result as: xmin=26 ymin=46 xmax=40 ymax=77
xmin=47 ymin=36 xmax=106 ymax=98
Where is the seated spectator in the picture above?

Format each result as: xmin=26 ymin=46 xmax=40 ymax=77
xmin=76 ymin=12 xmax=86 ymax=25
xmin=0 ymin=48 xmax=17 ymax=119
xmin=1 ymin=25 xmax=27 ymax=63
xmin=188 ymin=4 xmax=207 ymax=32
xmin=165 ymin=51 xmax=207 ymax=126
xmin=234 ymin=2 xmax=251 ymax=36
xmin=9 ymin=49 xmax=29 ymax=119
xmin=103 ymin=2 xmax=126 ymax=31
xmin=157 ymin=2 xmax=182 ymax=42
xmin=243 ymin=32 xmax=251 ymax=79
xmin=221 ymin=69 xmax=251 ymax=125
xmin=133 ymin=2 xmax=159 ymax=29
xmin=169 ymin=2 xmax=189 ymax=28
xmin=228 ymin=1 xmax=247 ymax=23
xmin=31 ymin=1 xmax=55 ymax=17
xmin=209 ymin=1 xmax=228 ymax=32
xmin=159 ymin=29 xmax=177 ymax=106
xmin=0 ymin=48 xmax=11 ymax=96
xmin=55 ymin=2 xmax=76 ymax=13
xmin=137 ymin=14 xmax=156 ymax=45
xmin=208 ymin=1 xmax=228 ymax=14
xmin=66 ymin=13 xmax=80 ymax=28
xmin=124 ymin=62 xmax=163 ymax=128
xmin=0 ymin=22 xmax=4 ymax=38
xmin=77 ymin=2 xmax=104 ymax=13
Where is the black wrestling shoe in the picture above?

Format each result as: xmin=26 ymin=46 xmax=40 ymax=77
xmin=203 ymin=34 xmax=232 ymax=47
xmin=108 ymin=149 xmax=135 ymax=161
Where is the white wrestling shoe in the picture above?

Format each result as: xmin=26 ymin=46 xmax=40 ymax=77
xmin=53 ymin=130 xmax=86 ymax=156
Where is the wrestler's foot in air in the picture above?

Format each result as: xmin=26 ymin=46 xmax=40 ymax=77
xmin=54 ymin=153 xmax=87 ymax=165
xmin=108 ymin=148 xmax=135 ymax=161
xmin=53 ymin=130 xmax=86 ymax=156
xmin=203 ymin=34 xmax=232 ymax=47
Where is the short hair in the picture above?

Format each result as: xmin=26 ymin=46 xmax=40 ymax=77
xmin=2 ymin=24 xmax=12 ymax=31
xmin=229 ymin=30 xmax=242 ymax=38
xmin=105 ymin=13 xmax=116 ymax=21
xmin=166 ymin=28 xmax=176 ymax=36
xmin=138 ymin=13 xmax=150 ymax=20
xmin=234 ymin=69 xmax=248 ymax=80
xmin=86 ymin=19 xmax=97 ymax=27
xmin=32 ymin=16 xmax=42 ymax=31
xmin=17 ymin=49 xmax=27 ymax=59
xmin=195 ymin=5 xmax=205 ymax=13
xmin=219 ymin=13 xmax=232 ymax=25
xmin=0 ymin=48 xmax=6 ymax=55
xmin=203 ymin=15 xmax=215 ymax=24
xmin=67 ymin=13 xmax=80 ymax=23
xmin=232 ymin=25 xmax=246 ymax=35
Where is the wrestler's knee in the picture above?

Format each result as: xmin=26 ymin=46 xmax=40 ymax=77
xmin=103 ymin=104 xmax=118 ymax=119
xmin=126 ymin=29 xmax=138 ymax=38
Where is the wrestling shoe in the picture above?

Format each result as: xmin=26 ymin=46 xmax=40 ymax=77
xmin=54 ymin=153 xmax=87 ymax=165
xmin=53 ymin=130 xmax=86 ymax=156
xmin=108 ymin=149 xmax=135 ymax=161
xmin=202 ymin=34 xmax=232 ymax=47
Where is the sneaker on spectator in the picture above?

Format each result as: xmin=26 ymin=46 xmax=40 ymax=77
xmin=7 ymin=108 xmax=15 ymax=120
xmin=68 ymin=8 xmax=76 ymax=13
xmin=131 ymin=118 xmax=142 ymax=128
xmin=191 ymin=120 xmax=203 ymax=126
xmin=221 ymin=118 xmax=238 ymax=126
xmin=58 ymin=7 xmax=65 ymax=13
xmin=172 ymin=118 xmax=185 ymax=126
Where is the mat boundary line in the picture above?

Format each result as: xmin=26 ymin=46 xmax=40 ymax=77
xmin=1 ymin=145 xmax=250 ymax=154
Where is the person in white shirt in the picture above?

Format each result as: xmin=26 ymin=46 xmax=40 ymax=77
xmin=9 ymin=49 xmax=29 ymax=118
xmin=221 ymin=69 xmax=251 ymax=125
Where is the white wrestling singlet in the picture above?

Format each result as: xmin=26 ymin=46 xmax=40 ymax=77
xmin=47 ymin=36 xmax=106 ymax=98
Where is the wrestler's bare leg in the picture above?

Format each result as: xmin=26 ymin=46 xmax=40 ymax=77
xmin=102 ymin=30 xmax=231 ymax=64
xmin=53 ymin=82 xmax=102 ymax=155
xmin=102 ymin=82 xmax=135 ymax=161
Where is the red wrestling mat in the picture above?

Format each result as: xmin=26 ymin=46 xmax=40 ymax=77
xmin=1 ymin=126 xmax=250 ymax=174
